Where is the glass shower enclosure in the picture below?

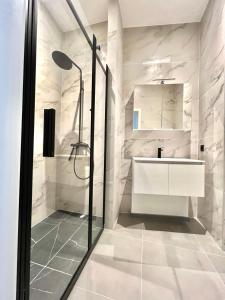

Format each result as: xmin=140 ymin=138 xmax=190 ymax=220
xmin=17 ymin=0 xmax=108 ymax=299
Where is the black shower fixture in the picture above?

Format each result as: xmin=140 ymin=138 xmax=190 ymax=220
xmin=52 ymin=50 xmax=90 ymax=180
xmin=52 ymin=51 xmax=73 ymax=70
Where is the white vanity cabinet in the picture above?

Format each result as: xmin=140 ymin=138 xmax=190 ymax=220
xmin=132 ymin=157 xmax=205 ymax=217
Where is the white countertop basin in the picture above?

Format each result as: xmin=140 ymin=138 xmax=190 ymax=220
xmin=133 ymin=157 xmax=205 ymax=165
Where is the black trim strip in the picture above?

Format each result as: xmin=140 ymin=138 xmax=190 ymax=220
xmin=88 ymin=35 xmax=97 ymax=249
xmin=17 ymin=0 xmax=37 ymax=299
xmin=103 ymin=65 xmax=109 ymax=226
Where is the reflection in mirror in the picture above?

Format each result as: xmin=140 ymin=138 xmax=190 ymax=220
xmin=133 ymin=84 xmax=184 ymax=130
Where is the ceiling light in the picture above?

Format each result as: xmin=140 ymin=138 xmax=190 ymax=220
xmin=142 ymin=57 xmax=171 ymax=65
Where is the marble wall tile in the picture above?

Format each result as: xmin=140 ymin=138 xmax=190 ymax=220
xmin=121 ymin=23 xmax=200 ymax=214
xmin=104 ymin=0 xmax=124 ymax=228
xmin=56 ymin=157 xmax=90 ymax=215
xmin=32 ymin=1 xmax=63 ymax=225
xmin=198 ymin=0 xmax=225 ymax=250
xmin=123 ymin=23 xmax=199 ymax=65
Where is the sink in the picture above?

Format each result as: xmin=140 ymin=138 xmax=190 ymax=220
xmin=133 ymin=157 xmax=205 ymax=165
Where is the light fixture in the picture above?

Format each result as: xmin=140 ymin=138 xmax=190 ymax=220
xmin=142 ymin=57 xmax=171 ymax=65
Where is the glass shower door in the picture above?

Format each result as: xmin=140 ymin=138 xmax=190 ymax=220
xmin=29 ymin=0 xmax=93 ymax=298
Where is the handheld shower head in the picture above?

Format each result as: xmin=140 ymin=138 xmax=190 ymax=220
xmin=52 ymin=51 xmax=73 ymax=70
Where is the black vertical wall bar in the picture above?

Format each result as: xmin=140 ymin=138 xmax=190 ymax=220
xmin=17 ymin=0 xmax=37 ymax=299
xmin=43 ymin=109 xmax=56 ymax=157
xmin=88 ymin=35 xmax=97 ymax=249
xmin=103 ymin=65 xmax=109 ymax=226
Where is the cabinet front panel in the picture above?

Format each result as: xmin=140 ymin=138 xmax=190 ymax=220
xmin=133 ymin=162 xmax=169 ymax=195
xmin=169 ymin=164 xmax=205 ymax=197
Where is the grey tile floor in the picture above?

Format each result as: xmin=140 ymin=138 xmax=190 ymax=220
xmin=30 ymin=211 xmax=101 ymax=300
xmin=69 ymin=214 xmax=225 ymax=300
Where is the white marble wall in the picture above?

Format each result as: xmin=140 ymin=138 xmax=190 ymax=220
xmin=120 ymin=23 xmax=200 ymax=215
xmin=104 ymin=0 xmax=124 ymax=228
xmin=198 ymin=0 xmax=225 ymax=248
xmin=32 ymin=1 xmax=62 ymax=226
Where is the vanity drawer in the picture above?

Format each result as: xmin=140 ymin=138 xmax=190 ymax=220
xmin=169 ymin=164 xmax=205 ymax=197
xmin=133 ymin=162 xmax=169 ymax=195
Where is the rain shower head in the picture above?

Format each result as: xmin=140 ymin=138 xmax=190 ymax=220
xmin=52 ymin=51 xmax=73 ymax=70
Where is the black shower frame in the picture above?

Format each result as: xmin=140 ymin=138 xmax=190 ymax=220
xmin=16 ymin=0 xmax=108 ymax=299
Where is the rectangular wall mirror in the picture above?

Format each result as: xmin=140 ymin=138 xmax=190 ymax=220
xmin=133 ymin=84 xmax=184 ymax=130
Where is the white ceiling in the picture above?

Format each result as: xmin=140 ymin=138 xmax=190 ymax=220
xmin=43 ymin=0 xmax=108 ymax=32
xmin=119 ymin=0 xmax=210 ymax=28
xmin=43 ymin=0 xmax=210 ymax=32
xmin=43 ymin=0 xmax=77 ymax=32
xmin=78 ymin=0 xmax=108 ymax=26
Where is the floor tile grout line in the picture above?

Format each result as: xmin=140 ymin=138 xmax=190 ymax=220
xmin=46 ymin=265 xmax=73 ymax=277
xmin=196 ymin=232 xmax=225 ymax=252
xmin=30 ymin=221 xmax=85 ymax=285
xmin=143 ymin=235 xmax=225 ymax=274
xmin=41 ymin=221 xmax=63 ymax=226
xmin=32 ymin=223 xmax=59 ymax=244
xmin=143 ymin=228 xmax=225 ymax=277
xmin=30 ymin=287 xmax=53 ymax=295
xmin=48 ymin=223 xmax=61 ymax=262
xmin=144 ymin=231 xmax=224 ymax=276
xmin=33 ymin=212 xmax=87 ymax=241
xmin=142 ymin=237 xmax=208 ymax=254
xmin=69 ymin=239 xmax=87 ymax=250
xmin=32 ymin=215 xmax=86 ymax=246
xmin=31 ymin=261 xmax=45 ymax=267
xmin=30 ymin=267 xmax=53 ymax=285
xmin=31 ymin=261 xmax=73 ymax=277
xmin=55 ymin=255 xmax=81 ymax=263
xmin=110 ymin=228 xmax=143 ymax=242
xmin=193 ymin=234 xmax=225 ymax=287
xmin=76 ymin=287 xmax=115 ymax=300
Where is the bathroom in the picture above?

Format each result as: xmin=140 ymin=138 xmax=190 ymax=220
xmin=1 ymin=0 xmax=225 ymax=299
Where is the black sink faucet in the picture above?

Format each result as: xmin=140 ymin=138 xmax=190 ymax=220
xmin=158 ymin=147 xmax=163 ymax=158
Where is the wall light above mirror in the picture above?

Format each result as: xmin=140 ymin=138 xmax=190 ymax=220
xmin=133 ymin=83 xmax=184 ymax=130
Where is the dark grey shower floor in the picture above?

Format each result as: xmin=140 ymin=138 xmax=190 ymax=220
xmin=30 ymin=210 xmax=101 ymax=300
